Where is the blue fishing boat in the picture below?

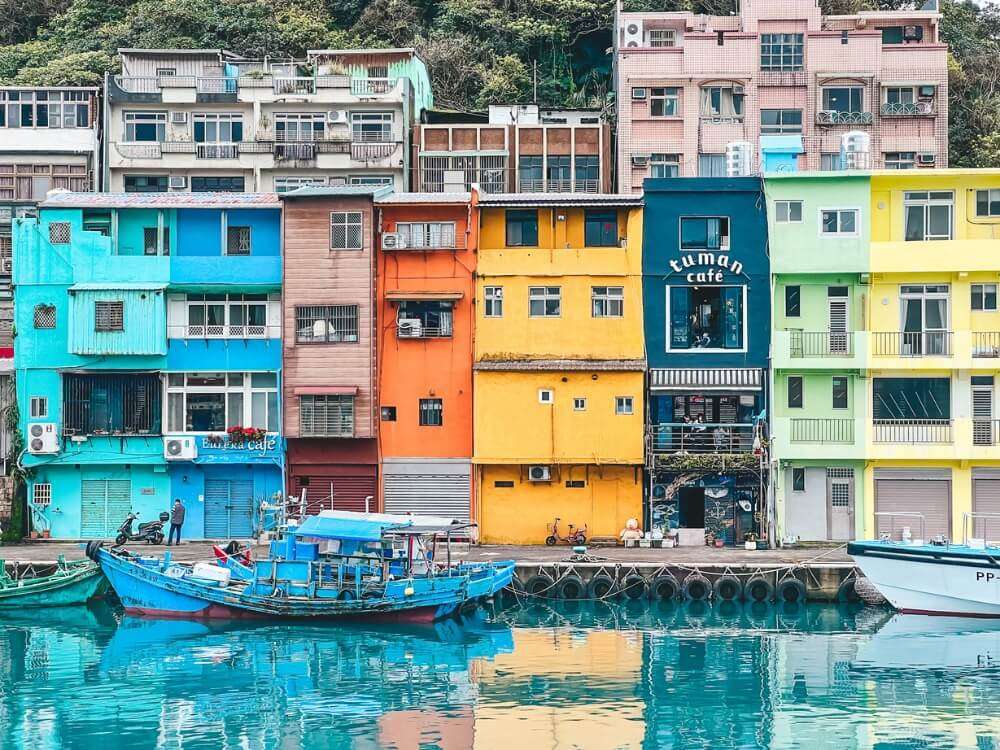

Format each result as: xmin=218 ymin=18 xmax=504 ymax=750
xmin=88 ymin=511 xmax=515 ymax=621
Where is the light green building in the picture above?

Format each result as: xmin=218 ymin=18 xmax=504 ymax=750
xmin=765 ymin=173 xmax=869 ymax=542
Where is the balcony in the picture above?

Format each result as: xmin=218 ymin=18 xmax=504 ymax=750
xmin=110 ymin=75 xmax=237 ymax=102
xmin=873 ymin=419 xmax=953 ymax=444
xmin=350 ymin=78 xmax=398 ymax=96
xmin=396 ymin=321 xmax=452 ymax=339
xmin=196 ymin=143 xmax=240 ymax=159
xmin=816 ymin=110 xmax=873 ymax=126
xmin=272 ymin=77 xmax=316 ymax=95
xmin=178 ymin=324 xmax=268 ymax=339
xmin=275 ymin=142 xmax=317 ymax=163
xmin=351 ymin=140 xmax=401 ymax=162
xmin=872 ymin=331 xmax=952 ymax=358
xmin=880 ymin=101 xmax=934 ymax=117
xmin=789 ymin=331 xmax=853 ymax=358
xmin=113 ymin=142 xmax=163 ymax=159
xmin=790 ymin=418 xmax=855 ymax=444
xmin=973 ymin=332 xmax=1000 ymax=359
xmin=649 ymin=423 xmax=756 ymax=453
xmin=517 ymin=178 xmax=600 ymax=193
xmin=973 ymin=419 xmax=1000 ymax=446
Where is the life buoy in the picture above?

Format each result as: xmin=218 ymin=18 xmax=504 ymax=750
xmin=682 ymin=574 xmax=711 ymax=601
xmin=648 ymin=574 xmax=681 ymax=601
xmin=712 ymin=575 xmax=744 ymax=602
xmin=776 ymin=577 xmax=807 ymax=604
xmin=837 ymin=578 xmax=861 ymax=603
xmin=745 ymin=576 xmax=774 ymax=603
xmin=586 ymin=574 xmax=617 ymax=600
xmin=621 ymin=574 xmax=648 ymax=600
xmin=556 ymin=575 xmax=587 ymax=600
xmin=522 ymin=574 xmax=555 ymax=598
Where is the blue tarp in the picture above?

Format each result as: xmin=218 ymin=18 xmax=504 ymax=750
xmin=292 ymin=515 xmax=411 ymax=542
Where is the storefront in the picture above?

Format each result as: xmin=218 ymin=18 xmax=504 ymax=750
xmin=382 ymin=459 xmax=472 ymax=522
xmin=287 ymin=439 xmax=378 ymax=514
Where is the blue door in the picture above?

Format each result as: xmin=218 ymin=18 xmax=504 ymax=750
xmin=204 ymin=479 xmax=255 ymax=539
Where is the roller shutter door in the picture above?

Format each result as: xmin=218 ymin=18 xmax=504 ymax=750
xmin=204 ymin=479 xmax=255 ymax=539
xmin=874 ymin=474 xmax=950 ymax=540
xmin=972 ymin=474 xmax=1000 ymax=542
xmin=81 ymin=479 xmax=132 ymax=538
xmin=383 ymin=472 xmax=471 ymax=522
xmin=293 ymin=474 xmax=375 ymax=514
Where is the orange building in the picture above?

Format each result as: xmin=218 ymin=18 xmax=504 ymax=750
xmin=375 ymin=190 xmax=479 ymax=521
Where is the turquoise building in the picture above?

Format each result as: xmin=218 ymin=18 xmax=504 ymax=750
xmin=14 ymin=192 xmax=283 ymax=540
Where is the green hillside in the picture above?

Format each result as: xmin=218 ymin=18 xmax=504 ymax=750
xmin=1 ymin=0 xmax=999 ymax=166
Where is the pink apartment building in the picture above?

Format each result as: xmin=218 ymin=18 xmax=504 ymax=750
xmin=614 ymin=0 xmax=948 ymax=190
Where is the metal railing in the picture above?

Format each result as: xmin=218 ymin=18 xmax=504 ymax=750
xmin=350 ymin=78 xmax=398 ymax=96
xmin=196 ymin=77 xmax=237 ymax=94
xmin=650 ymin=423 xmax=756 ymax=453
xmin=114 ymin=76 xmax=174 ymax=92
xmin=196 ymin=142 xmax=240 ymax=159
xmin=962 ymin=512 xmax=1000 ymax=545
xmin=160 ymin=142 xmax=196 ymax=154
xmin=816 ymin=110 xmax=873 ymax=125
xmin=880 ymin=101 xmax=934 ymax=117
xmin=275 ymin=142 xmax=317 ymax=161
xmin=973 ymin=332 xmax=1000 ymax=358
xmin=273 ymin=77 xmax=316 ymax=95
xmin=872 ymin=331 xmax=952 ymax=357
xmin=351 ymin=141 xmax=400 ymax=161
xmin=789 ymin=331 xmax=853 ymax=357
xmin=873 ymin=419 xmax=953 ymax=444
xmin=973 ymin=419 xmax=1000 ymax=446
xmin=396 ymin=322 xmax=453 ymax=339
xmin=114 ymin=142 xmax=162 ymax=159
xmin=176 ymin=324 xmax=268 ymax=339
xmin=790 ymin=418 xmax=854 ymax=444
xmin=874 ymin=511 xmax=926 ymax=542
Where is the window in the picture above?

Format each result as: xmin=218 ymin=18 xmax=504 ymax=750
xmin=494 ymin=480 xmax=515 ymax=488
xmin=650 ymin=153 xmax=680 ymax=178
xmin=64 ymin=373 xmax=161 ymax=435
xmin=820 ymin=153 xmax=843 ymax=171
xmin=760 ymin=109 xmax=802 ymax=134
xmin=275 ymin=112 xmax=324 ymax=142
xmin=484 ymin=286 xmax=503 ymax=317
xmin=650 ymin=87 xmax=680 ymax=117
xmin=33 ymin=304 xmax=56 ymax=329
xmin=566 ymin=480 xmax=586 ymax=489
xmin=584 ymin=210 xmax=618 ymax=246
xmin=518 ymin=156 xmax=543 ymax=190
xmin=32 ymin=483 xmax=52 ymax=508
xmin=760 ymin=33 xmax=804 ymax=71
xmin=295 ymin=305 xmax=359 ymax=343
xmin=299 ymin=394 xmax=354 ymax=437
xmin=547 ymin=155 xmax=571 ymax=188
xmin=832 ymin=376 xmax=849 ymax=410
xmin=785 ymin=285 xmax=801 ymax=317
xmin=331 ymin=212 xmax=363 ymax=250
xmin=681 ymin=217 xmax=729 ymax=249
xmin=396 ymin=222 xmax=456 ymax=249
xmin=124 ymin=111 xmax=166 ymax=142
xmin=976 ymin=189 xmax=1000 ymax=217
xmin=822 ymin=87 xmax=863 ymax=114
xmin=881 ymin=26 xmax=904 ymax=44
xmin=397 ymin=300 xmax=453 ymax=337
xmin=700 ymin=86 xmax=743 ymax=120
xmin=506 ymin=210 xmax=538 ymax=247
xmin=351 ymin=112 xmax=392 ymax=142
xmin=538 ymin=389 xmax=554 ymax=404
xmin=0 ymin=89 xmax=90 ymax=129
xmin=648 ymin=29 xmax=676 ymax=47
xmin=900 ymin=284 xmax=950 ymax=355
xmin=668 ymin=286 xmax=744 ymax=350
xmin=573 ymin=398 xmax=587 ymax=411
xmin=275 ymin=176 xmax=327 ymax=193
xmin=529 ymin=287 xmax=561 ymax=317
xmin=873 ymin=378 xmax=950 ymax=420
xmin=143 ymin=226 xmax=169 ymax=255
xmin=792 ymin=468 xmax=806 ymax=492
xmin=193 ymin=112 xmax=243 ymax=143
xmin=191 ymin=176 xmax=244 ymax=192
xmin=156 ymin=68 xmax=176 ymax=77
xmin=904 ymin=191 xmax=953 ymax=241
xmin=380 ymin=406 xmax=397 ymax=421
xmin=820 ymin=209 xmax=858 ymax=236
xmin=788 ymin=376 xmax=804 ymax=408
xmin=226 ymin=226 xmax=252 ymax=256
xmin=775 ymin=200 xmax=802 ymax=223
xmin=973 ymin=284 xmax=998 ymax=312
xmin=48 ymin=222 xmax=70 ymax=244
xmin=616 ymin=396 xmax=634 ymax=415
xmin=884 ymin=152 xmax=915 ymax=170
xmin=575 ymin=155 xmax=600 ymax=190
xmin=167 ymin=372 xmax=279 ymax=434
xmin=698 ymin=154 xmax=726 ymax=177
xmin=182 ymin=293 xmax=269 ymax=338
xmin=29 ymin=396 xmax=48 ymax=419
xmin=884 ymin=86 xmax=914 ymax=106
xmin=592 ymin=286 xmax=624 ymax=318
xmin=94 ymin=301 xmax=124 ymax=332
xmin=419 ymin=398 xmax=443 ymax=426
xmin=124 ymin=175 xmax=167 ymax=193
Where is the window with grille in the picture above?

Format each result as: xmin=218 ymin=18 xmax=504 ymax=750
xmin=760 ymin=33 xmax=804 ymax=71
xmin=419 ymin=398 xmax=443 ymax=426
xmin=64 ymin=372 xmax=162 ymax=435
xmin=484 ymin=286 xmax=503 ymax=317
xmin=295 ymin=305 xmax=359 ymax=343
xmin=143 ymin=226 xmax=169 ymax=255
xmin=829 ymin=481 xmax=851 ymax=507
xmin=592 ymin=286 xmax=624 ymax=317
xmin=397 ymin=222 xmax=456 ymax=248
xmin=331 ymin=212 xmax=363 ymax=250
xmin=95 ymin=301 xmax=124 ymax=332
xmin=647 ymin=29 xmax=676 ymax=47
xmin=33 ymin=304 xmax=56 ymax=329
xmin=226 ymin=225 xmax=252 ymax=255
xmin=49 ymin=222 xmax=70 ymax=244
xmin=827 ymin=467 xmax=854 ymax=479
xmin=32 ymin=483 xmax=52 ymax=508
xmin=300 ymin=395 xmax=354 ymax=437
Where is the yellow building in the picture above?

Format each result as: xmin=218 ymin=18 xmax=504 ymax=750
xmin=474 ymin=194 xmax=646 ymax=544
xmin=865 ymin=170 xmax=1000 ymax=542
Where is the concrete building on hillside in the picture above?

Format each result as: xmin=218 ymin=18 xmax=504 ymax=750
xmin=615 ymin=0 xmax=949 ymax=190
xmin=105 ymin=49 xmax=432 ymax=194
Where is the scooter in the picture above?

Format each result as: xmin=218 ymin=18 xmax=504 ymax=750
xmin=545 ymin=517 xmax=587 ymax=546
xmin=115 ymin=511 xmax=169 ymax=546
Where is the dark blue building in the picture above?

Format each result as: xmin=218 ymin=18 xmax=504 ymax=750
xmin=641 ymin=177 xmax=770 ymax=545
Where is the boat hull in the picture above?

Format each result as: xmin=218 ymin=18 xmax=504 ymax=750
xmin=0 ymin=565 xmax=108 ymax=609
xmin=849 ymin=542 xmax=1000 ymax=617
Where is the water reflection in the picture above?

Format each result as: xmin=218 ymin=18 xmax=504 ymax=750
xmin=0 ymin=600 xmax=998 ymax=750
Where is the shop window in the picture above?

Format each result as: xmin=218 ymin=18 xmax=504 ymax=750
xmin=668 ymin=286 xmax=744 ymax=350
xmin=166 ymin=372 xmax=278 ymax=433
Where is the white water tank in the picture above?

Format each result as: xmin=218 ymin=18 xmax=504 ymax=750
xmin=726 ymin=141 xmax=754 ymax=176
xmin=841 ymin=131 xmax=871 ymax=171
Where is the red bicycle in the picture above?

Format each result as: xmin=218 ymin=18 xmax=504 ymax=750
xmin=545 ymin=517 xmax=587 ymax=546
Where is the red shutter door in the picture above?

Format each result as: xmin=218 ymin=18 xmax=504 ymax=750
xmin=293 ymin=474 xmax=376 ymax=515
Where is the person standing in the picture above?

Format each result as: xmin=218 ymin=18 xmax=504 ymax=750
xmin=168 ymin=498 xmax=185 ymax=546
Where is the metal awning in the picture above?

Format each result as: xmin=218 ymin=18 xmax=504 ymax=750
xmin=385 ymin=291 xmax=463 ymax=302
xmin=293 ymin=514 xmax=411 ymax=542
xmin=649 ymin=368 xmax=762 ymax=391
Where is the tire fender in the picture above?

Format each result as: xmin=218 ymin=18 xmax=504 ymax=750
xmin=522 ymin=574 xmax=555 ymax=598
xmin=586 ymin=574 xmax=617 ymax=600
xmin=682 ymin=574 xmax=711 ymax=601
xmin=776 ymin=577 xmax=807 ymax=604
xmin=85 ymin=540 xmax=103 ymax=561
xmin=647 ymin=574 xmax=681 ymax=601
xmin=556 ymin=575 xmax=587 ymax=600
xmin=837 ymin=578 xmax=860 ymax=603
xmin=745 ymin=576 xmax=774 ymax=603
xmin=712 ymin=575 xmax=744 ymax=602
xmin=621 ymin=574 xmax=648 ymax=600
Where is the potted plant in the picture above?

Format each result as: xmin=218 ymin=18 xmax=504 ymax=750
xmin=744 ymin=531 xmax=758 ymax=551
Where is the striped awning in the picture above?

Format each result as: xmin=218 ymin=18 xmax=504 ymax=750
xmin=649 ymin=368 xmax=762 ymax=391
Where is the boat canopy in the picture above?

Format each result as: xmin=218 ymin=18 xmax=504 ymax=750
xmin=292 ymin=514 xmax=412 ymax=542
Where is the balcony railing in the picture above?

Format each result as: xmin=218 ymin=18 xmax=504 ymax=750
xmin=789 ymin=331 xmax=853 ymax=357
xmin=272 ymin=77 xmax=316 ymax=95
xmin=196 ymin=77 xmax=237 ymax=94
xmin=275 ymin=142 xmax=317 ymax=161
xmin=790 ymin=418 xmax=855 ymax=444
xmin=974 ymin=419 xmax=1000 ymax=446
xmin=816 ymin=110 xmax=873 ymax=126
xmin=973 ymin=332 xmax=1000 ymax=358
xmin=351 ymin=141 xmax=400 ymax=161
xmin=350 ymin=78 xmax=398 ymax=96
xmin=196 ymin=142 xmax=240 ymax=159
xmin=179 ymin=324 xmax=267 ymax=339
xmin=114 ymin=142 xmax=162 ymax=158
xmin=880 ymin=101 xmax=934 ymax=117
xmin=396 ymin=321 xmax=453 ymax=339
xmin=517 ymin=178 xmax=600 ymax=193
xmin=872 ymin=331 xmax=952 ymax=357
xmin=873 ymin=419 xmax=953 ymax=444
xmin=650 ymin=423 xmax=755 ymax=453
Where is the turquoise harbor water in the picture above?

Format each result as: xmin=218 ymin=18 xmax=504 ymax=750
xmin=1 ymin=601 xmax=999 ymax=750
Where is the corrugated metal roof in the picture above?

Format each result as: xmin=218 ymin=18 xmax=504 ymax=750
xmin=279 ymin=185 xmax=393 ymax=200
xmin=376 ymin=192 xmax=471 ymax=204
xmin=475 ymin=358 xmax=646 ymax=372
xmin=649 ymin=368 xmax=762 ymax=390
xmin=479 ymin=193 xmax=642 ymax=208
xmin=40 ymin=192 xmax=280 ymax=209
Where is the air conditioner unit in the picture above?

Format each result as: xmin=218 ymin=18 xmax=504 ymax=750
xmin=397 ymin=318 xmax=422 ymax=338
xmin=918 ymin=153 xmax=936 ymax=165
xmin=382 ymin=232 xmax=405 ymax=250
xmin=164 ymin=435 xmax=197 ymax=461
xmin=624 ymin=20 xmax=644 ymax=48
xmin=27 ymin=423 xmax=59 ymax=454
xmin=170 ymin=111 xmax=188 ymax=125
xmin=631 ymin=87 xmax=648 ymax=101
xmin=327 ymin=110 xmax=348 ymax=124
xmin=528 ymin=465 xmax=552 ymax=482
xmin=169 ymin=175 xmax=187 ymax=190
xmin=918 ymin=85 xmax=936 ymax=98
xmin=732 ymin=85 xmax=745 ymax=96
xmin=631 ymin=154 xmax=649 ymax=167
